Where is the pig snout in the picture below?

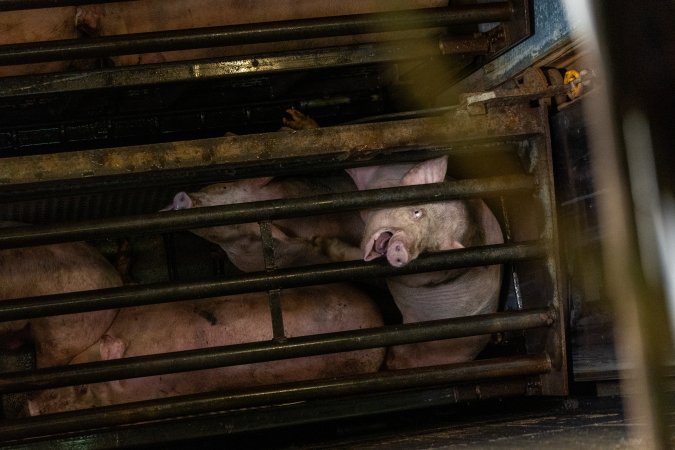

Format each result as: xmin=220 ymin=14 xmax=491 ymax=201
xmin=365 ymin=230 xmax=413 ymax=268
xmin=160 ymin=192 xmax=193 ymax=211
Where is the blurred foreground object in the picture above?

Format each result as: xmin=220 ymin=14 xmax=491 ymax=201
xmin=570 ymin=1 xmax=675 ymax=448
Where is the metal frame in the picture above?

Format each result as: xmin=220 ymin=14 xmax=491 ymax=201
xmin=0 ymin=93 xmax=567 ymax=446
xmin=0 ymin=4 xmax=512 ymax=66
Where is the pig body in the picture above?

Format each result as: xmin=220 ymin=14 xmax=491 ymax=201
xmin=163 ymin=174 xmax=364 ymax=271
xmin=0 ymin=226 xmax=122 ymax=367
xmin=345 ymin=156 xmax=504 ymax=369
xmin=0 ymin=8 xmax=79 ymax=77
xmin=76 ymin=0 xmax=447 ymax=66
xmin=28 ymin=284 xmax=385 ymax=414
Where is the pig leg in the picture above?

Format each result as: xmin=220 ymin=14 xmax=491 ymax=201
xmin=386 ymin=335 xmax=492 ymax=370
xmin=312 ymin=236 xmax=363 ymax=262
xmin=282 ymin=108 xmax=319 ymax=130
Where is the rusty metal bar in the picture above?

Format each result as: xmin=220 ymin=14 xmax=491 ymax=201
xmin=0 ymin=107 xmax=543 ymax=189
xmin=0 ymin=41 xmax=443 ymax=98
xmin=0 ymin=241 xmax=547 ymax=323
xmin=0 ymin=0 xmax=131 ymax=11
xmin=0 ymin=353 xmax=551 ymax=442
xmin=0 ymin=174 xmax=535 ymax=249
xmin=259 ymin=221 xmax=286 ymax=340
xmin=0 ymin=308 xmax=553 ymax=394
xmin=0 ymin=4 xmax=512 ymax=66
xmin=439 ymin=34 xmax=491 ymax=55
xmin=6 ymin=379 xmax=533 ymax=449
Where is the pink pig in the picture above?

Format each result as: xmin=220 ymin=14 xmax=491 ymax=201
xmin=346 ymin=156 xmax=504 ymax=369
xmin=162 ymin=175 xmax=364 ymax=271
xmin=27 ymin=284 xmax=384 ymax=415
xmin=0 ymin=233 xmax=122 ymax=368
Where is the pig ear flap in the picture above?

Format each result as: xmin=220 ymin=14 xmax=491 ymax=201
xmin=160 ymin=192 xmax=193 ymax=211
xmin=450 ymin=240 xmax=465 ymax=250
xmin=75 ymin=5 xmax=103 ymax=36
xmin=99 ymin=335 xmax=126 ymax=361
xmin=27 ymin=399 xmax=41 ymax=417
xmin=345 ymin=166 xmax=379 ymax=190
xmin=401 ymin=156 xmax=448 ymax=186
xmin=99 ymin=335 xmax=127 ymax=392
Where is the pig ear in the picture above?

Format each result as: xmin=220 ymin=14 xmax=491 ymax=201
xmin=75 ymin=5 xmax=103 ymax=36
xmin=160 ymin=192 xmax=193 ymax=211
xmin=345 ymin=166 xmax=379 ymax=190
xmin=401 ymin=156 xmax=448 ymax=186
xmin=26 ymin=399 xmax=40 ymax=416
xmin=99 ymin=335 xmax=126 ymax=361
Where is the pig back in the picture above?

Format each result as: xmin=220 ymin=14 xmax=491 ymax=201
xmin=29 ymin=284 xmax=384 ymax=413
xmin=0 ymin=240 xmax=122 ymax=367
xmin=0 ymin=7 xmax=79 ymax=77
xmin=79 ymin=0 xmax=448 ymax=67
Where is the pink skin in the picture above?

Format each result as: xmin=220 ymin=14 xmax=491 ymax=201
xmin=26 ymin=285 xmax=384 ymax=415
xmin=162 ymin=175 xmax=364 ymax=271
xmin=346 ymin=156 xmax=504 ymax=369
xmin=0 ymin=229 xmax=122 ymax=368
xmin=0 ymin=7 xmax=79 ymax=77
xmin=75 ymin=1 xmax=447 ymax=67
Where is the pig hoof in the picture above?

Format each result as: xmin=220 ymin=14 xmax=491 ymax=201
xmin=282 ymin=108 xmax=318 ymax=130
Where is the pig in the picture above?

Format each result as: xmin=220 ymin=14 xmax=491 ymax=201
xmin=344 ymin=156 xmax=504 ymax=369
xmin=0 ymin=226 xmax=122 ymax=367
xmin=0 ymin=7 xmax=80 ymax=77
xmin=75 ymin=0 xmax=447 ymax=67
xmin=27 ymin=284 xmax=385 ymax=415
xmin=162 ymin=174 xmax=364 ymax=272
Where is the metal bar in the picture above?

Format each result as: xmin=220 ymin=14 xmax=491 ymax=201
xmin=0 ymin=4 xmax=513 ymax=66
xmin=0 ymin=108 xmax=543 ymax=188
xmin=267 ymin=289 xmax=285 ymax=341
xmin=0 ymin=41 xmax=444 ymax=98
xmin=0 ymin=0 xmax=132 ymax=11
xmin=0 ymin=174 xmax=535 ymax=249
xmin=259 ymin=220 xmax=286 ymax=340
xmin=0 ymin=353 xmax=551 ymax=442
xmin=439 ymin=34 xmax=491 ymax=55
xmin=0 ymin=241 xmax=547 ymax=322
xmin=260 ymin=220 xmax=278 ymax=272
xmin=5 ymin=379 xmax=532 ymax=449
xmin=0 ymin=308 xmax=553 ymax=394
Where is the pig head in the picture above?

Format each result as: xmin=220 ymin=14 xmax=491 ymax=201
xmin=346 ymin=156 xmax=504 ymax=369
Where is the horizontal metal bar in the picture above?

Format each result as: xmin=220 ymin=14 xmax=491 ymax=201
xmin=0 ymin=241 xmax=547 ymax=322
xmin=0 ymin=353 xmax=551 ymax=442
xmin=0 ymin=174 xmax=534 ymax=248
xmin=5 ymin=379 xmax=532 ymax=449
xmin=0 ymin=108 xmax=543 ymax=188
xmin=0 ymin=4 xmax=512 ymax=66
xmin=0 ymin=308 xmax=554 ymax=394
xmin=0 ymin=0 xmax=131 ymax=11
xmin=0 ymin=40 xmax=444 ymax=98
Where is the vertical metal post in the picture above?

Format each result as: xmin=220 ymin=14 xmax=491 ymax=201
xmin=259 ymin=220 xmax=286 ymax=340
xmin=532 ymin=109 xmax=568 ymax=395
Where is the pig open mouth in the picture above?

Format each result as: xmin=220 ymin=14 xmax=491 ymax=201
xmin=366 ymin=230 xmax=411 ymax=268
xmin=374 ymin=231 xmax=393 ymax=255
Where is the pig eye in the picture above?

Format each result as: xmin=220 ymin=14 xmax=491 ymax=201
xmin=412 ymin=209 xmax=424 ymax=220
